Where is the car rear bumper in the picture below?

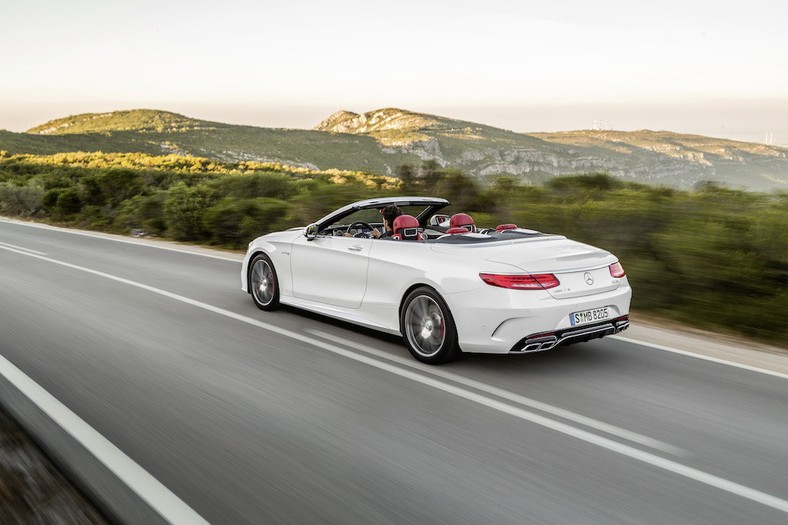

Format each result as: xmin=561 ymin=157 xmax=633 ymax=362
xmin=508 ymin=315 xmax=629 ymax=353
xmin=448 ymin=284 xmax=632 ymax=354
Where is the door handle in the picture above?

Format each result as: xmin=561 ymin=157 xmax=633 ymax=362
xmin=348 ymin=245 xmax=363 ymax=252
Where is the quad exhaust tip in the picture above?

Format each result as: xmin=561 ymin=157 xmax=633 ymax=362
xmin=511 ymin=315 xmax=629 ymax=353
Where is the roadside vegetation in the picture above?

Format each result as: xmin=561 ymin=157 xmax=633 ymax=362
xmin=1 ymin=151 xmax=785 ymax=346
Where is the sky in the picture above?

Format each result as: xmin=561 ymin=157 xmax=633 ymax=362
xmin=2 ymin=0 xmax=787 ymax=143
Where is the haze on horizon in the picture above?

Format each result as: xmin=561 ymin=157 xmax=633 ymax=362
xmin=2 ymin=0 xmax=786 ymax=144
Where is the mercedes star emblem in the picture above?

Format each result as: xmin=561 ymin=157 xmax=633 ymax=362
xmin=584 ymin=272 xmax=594 ymax=285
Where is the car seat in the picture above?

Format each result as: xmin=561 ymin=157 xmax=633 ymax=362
xmin=428 ymin=214 xmax=450 ymax=226
xmin=391 ymin=215 xmax=423 ymax=241
xmin=449 ymin=213 xmax=476 ymax=233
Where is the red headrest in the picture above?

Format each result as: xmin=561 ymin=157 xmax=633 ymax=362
xmin=495 ymin=224 xmax=517 ymax=232
xmin=449 ymin=213 xmax=475 ymax=232
xmin=392 ymin=215 xmax=422 ymax=240
xmin=393 ymin=214 xmax=419 ymax=231
xmin=445 ymin=227 xmax=469 ymax=234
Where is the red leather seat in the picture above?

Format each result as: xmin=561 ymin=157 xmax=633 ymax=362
xmin=445 ymin=227 xmax=469 ymax=234
xmin=449 ymin=213 xmax=476 ymax=233
xmin=391 ymin=215 xmax=423 ymax=241
xmin=495 ymin=224 xmax=518 ymax=231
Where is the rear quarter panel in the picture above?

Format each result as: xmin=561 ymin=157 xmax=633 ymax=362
xmin=363 ymin=240 xmax=520 ymax=332
xmin=364 ymin=237 xmax=631 ymax=352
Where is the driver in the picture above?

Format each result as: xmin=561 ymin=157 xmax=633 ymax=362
xmin=371 ymin=204 xmax=403 ymax=239
xmin=343 ymin=204 xmax=403 ymax=238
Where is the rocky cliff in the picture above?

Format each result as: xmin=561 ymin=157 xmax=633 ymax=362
xmin=315 ymin=108 xmax=788 ymax=191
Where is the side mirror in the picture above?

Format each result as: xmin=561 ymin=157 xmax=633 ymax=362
xmin=304 ymin=223 xmax=318 ymax=241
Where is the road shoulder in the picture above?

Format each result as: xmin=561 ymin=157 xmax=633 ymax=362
xmin=620 ymin=313 xmax=788 ymax=375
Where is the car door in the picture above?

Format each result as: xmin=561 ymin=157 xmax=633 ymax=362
xmin=290 ymin=234 xmax=372 ymax=309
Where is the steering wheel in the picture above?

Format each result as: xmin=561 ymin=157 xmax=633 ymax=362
xmin=346 ymin=221 xmax=374 ymax=238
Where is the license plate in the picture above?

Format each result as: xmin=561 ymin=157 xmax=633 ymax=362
xmin=570 ymin=307 xmax=610 ymax=326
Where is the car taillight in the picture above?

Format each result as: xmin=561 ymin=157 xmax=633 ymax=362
xmin=609 ymin=261 xmax=626 ymax=278
xmin=479 ymin=273 xmax=560 ymax=290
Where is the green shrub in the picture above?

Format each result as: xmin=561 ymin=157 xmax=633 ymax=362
xmin=42 ymin=188 xmax=63 ymax=210
xmin=113 ymin=193 xmax=166 ymax=235
xmin=54 ymin=188 xmax=82 ymax=216
xmin=97 ymin=169 xmax=146 ymax=207
xmin=163 ymin=183 xmax=216 ymax=240
xmin=0 ymin=182 xmax=43 ymax=216
xmin=204 ymin=197 xmax=292 ymax=247
xmin=209 ymin=173 xmax=297 ymax=200
xmin=74 ymin=205 xmax=112 ymax=230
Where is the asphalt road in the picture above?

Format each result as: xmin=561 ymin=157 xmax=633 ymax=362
xmin=1 ymin=220 xmax=787 ymax=525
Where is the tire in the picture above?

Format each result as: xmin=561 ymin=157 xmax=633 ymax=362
xmin=248 ymin=253 xmax=280 ymax=311
xmin=400 ymin=286 xmax=461 ymax=364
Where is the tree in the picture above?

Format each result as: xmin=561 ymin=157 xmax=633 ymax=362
xmin=163 ymin=183 xmax=216 ymax=240
xmin=204 ymin=197 xmax=291 ymax=247
xmin=396 ymin=164 xmax=417 ymax=193
xmin=98 ymin=169 xmax=146 ymax=207
xmin=54 ymin=188 xmax=82 ymax=216
xmin=432 ymin=169 xmax=480 ymax=211
xmin=419 ymin=160 xmax=443 ymax=192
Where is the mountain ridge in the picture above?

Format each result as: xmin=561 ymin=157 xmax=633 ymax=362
xmin=316 ymin=108 xmax=441 ymax=133
xmin=26 ymin=109 xmax=222 ymax=135
xmin=9 ymin=108 xmax=788 ymax=191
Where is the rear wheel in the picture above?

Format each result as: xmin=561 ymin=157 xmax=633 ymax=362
xmin=249 ymin=253 xmax=279 ymax=311
xmin=401 ymin=287 xmax=460 ymax=364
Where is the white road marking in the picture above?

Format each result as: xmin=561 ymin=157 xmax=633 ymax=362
xmin=0 ymin=354 xmax=210 ymax=525
xmin=614 ymin=336 xmax=788 ymax=380
xmin=306 ymin=329 xmax=687 ymax=456
xmin=0 ymin=218 xmax=241 ymax=262
xmin=2 ymin=243 xmax=788 ymax=515
xmin=0 ymin=241 xmax=48 ymax=256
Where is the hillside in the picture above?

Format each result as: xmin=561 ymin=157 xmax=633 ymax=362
xmin=26 ymin=109 xmax=217 ymax=135
xmin=7 ymin=108 xmax=787 ymax=191
xmin=316 ymin=108 xmax=788 ymax=191
xmin=533 ymin=130 xmax=788 ymax=189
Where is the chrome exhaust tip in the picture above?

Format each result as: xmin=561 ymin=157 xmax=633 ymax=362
xmin=516 ymin=335 xmax=557 ymax=353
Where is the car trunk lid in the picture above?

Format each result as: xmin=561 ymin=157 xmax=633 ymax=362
xmin=484 ymin=238 xmax=621 ymax=299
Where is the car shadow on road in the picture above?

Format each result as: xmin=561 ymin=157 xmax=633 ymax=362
xmin=280 ymin=305 xmax=620 ymax=379
xmin=446 ymin=343 xmax=620 ymax=378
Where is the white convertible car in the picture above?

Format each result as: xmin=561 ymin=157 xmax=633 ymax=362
xmin=242 ymin=196 xmax=631 ymax=364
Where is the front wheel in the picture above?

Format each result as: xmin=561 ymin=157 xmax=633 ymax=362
xmin=249 ymin=253 xmax=280 ymax=311
xmin=400 ymin=287 xmax=460 ymax=364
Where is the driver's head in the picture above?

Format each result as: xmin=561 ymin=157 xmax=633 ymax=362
xmin=380 ymin=205 xmax=403 ymax=231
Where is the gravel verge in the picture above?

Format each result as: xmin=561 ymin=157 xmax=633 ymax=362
xmin=0 ymin=406 xmax=109 ymax=524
